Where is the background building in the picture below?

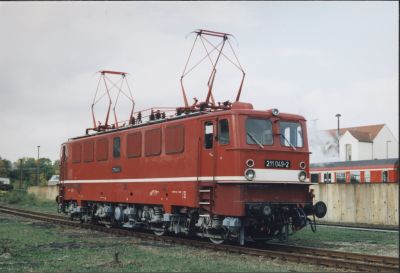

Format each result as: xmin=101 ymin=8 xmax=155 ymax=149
xmin=321 ymin=124 xmax=398 ymax=162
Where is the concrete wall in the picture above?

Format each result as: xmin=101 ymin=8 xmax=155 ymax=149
xmin=311 ymin=183 xmax=398 ymax=226
xmin=28 ymin=185 xmax=58 ymax=201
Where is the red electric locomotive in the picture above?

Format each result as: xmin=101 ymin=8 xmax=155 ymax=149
xmin=57 ymin=30 xmax=327 ymax=244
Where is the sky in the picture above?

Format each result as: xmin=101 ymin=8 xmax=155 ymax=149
xmin=0 ymin=1 xmax=398 ymax=163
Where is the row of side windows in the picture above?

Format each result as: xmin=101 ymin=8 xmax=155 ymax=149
xmin=71 ymin=125 xmax=185 ymax=163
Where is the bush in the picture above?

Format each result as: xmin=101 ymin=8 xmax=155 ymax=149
xmin=0 ymin=190 xmax=38 ymax=205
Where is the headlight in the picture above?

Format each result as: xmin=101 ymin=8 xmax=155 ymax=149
xmin=246 ymin=159 xmax=255 ymax=168
xmin=272 ymin=108 xmax=279 ymax=116
xmin=262 ymin=205 xmax=272 ymax=216
xmin=299 ymin=161 xmax=306 ymax=170
xmin=298 ymin=171 xmax=307 ymax=182
xmin=244 ymin=168 xmax=256 ymax=181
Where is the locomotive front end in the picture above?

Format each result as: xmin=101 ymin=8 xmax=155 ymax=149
xmin=210 ymin=106 xmax=327 ymax=244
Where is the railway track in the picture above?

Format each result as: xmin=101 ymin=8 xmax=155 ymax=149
xmin=317 ymin=223 xmax=398 ymax=233
xmin=0 ymin=205 xmax=398 ymax=272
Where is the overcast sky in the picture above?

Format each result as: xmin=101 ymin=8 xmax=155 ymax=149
xmin=0 ymin=1 xmax=398 ymax=163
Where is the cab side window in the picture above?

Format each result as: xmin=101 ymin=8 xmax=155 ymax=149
xmin=204 ymin=121 xmax=214 ymax=149
xmin=113 ymin=137 xmax=121 ymax=158
xmin=218 ymin=119 xmax=230 ymax=145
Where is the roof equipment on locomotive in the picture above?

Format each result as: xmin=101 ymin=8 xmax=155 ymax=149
xmin=57 ymin=29 xmax=327 ymax=245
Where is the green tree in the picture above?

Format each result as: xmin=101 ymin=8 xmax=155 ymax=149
xmin=9 ymin=158 xmax=38 ymax=187
xmin=5 ymin=157 xmax=58 ymax=188
xmin=38 ymin=158 xmax=54 ymax=185
xmin=53 ymin=159 xmax=60 ymax=175
xmin=0 ymin=157 xmax=12 ymax=178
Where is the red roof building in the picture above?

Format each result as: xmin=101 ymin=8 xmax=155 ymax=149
xmin=316 ymin=124 xmax=398 ymax=162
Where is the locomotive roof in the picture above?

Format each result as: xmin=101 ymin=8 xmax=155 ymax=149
xmin=68 ymin=107 xmax=306 ymax=142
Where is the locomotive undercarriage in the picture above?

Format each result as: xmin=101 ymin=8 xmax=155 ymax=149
xmin=59 ymin=200 xmax=325 ymax=245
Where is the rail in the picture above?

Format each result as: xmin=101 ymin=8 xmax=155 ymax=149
xmin=0 ymin=205 xmax=398 ymax=272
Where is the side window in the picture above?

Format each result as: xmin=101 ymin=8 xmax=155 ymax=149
xmin=204 ymin=121 xmax=214 ymax=149
xmin=382 ymin=171 xmax=388 ymax=183
xmin=350 ymin=171 xmax=360 ymax=183
xmin=96 ymin=138 xmax=109 ymax=161
xmin=165 ymin=125 xmax=185 ymax=154
xmin=83 ymin=141 xmax=94 ymax=163
xmin=72 ymin=143 xmax=81 ymax=163
xmin=145 ymin=128 xmax=162 ymax=156
xmin=127 ymin=132 xmax=142 ymax=158
xmin=113 ymin=137 xmax=121 ymax=158
xmin=218 ymin=119 xmax=230 ymax=145
xmin=323 ymin=173 xmax=332 ymax=183
xmin=310 ymin=173 xmax=319 ymax=183
xmin=336 ymin=172 xmax=346 ymax=183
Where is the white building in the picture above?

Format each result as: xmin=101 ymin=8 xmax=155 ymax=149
xmin=324 ymin=124 xmax=398 ymax=161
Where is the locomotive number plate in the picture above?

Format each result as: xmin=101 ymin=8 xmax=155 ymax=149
xmin=265 ymin=160 xmax=290 ymax=168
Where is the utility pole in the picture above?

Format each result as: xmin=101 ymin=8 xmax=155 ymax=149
xmin=36 ymin=145 xmax=40 ymax=185
xmin=19 ymin=159 xmax=23 ymax=189
xmin=335 ymin=114 xmax=341 ymax=159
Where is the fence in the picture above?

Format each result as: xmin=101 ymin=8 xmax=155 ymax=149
xmin=310 ymin=183 xmax=398 ymax=226
xmin=27 ymin=185 xmax=58 ymax=201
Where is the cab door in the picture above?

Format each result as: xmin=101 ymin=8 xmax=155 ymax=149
xmin=198 ymin=119 xmax=217 ymax=181
xmin=60 ymin=145 xmax=67 ymax=181
xmin=214 ymin=116 xmax=233 ymax=179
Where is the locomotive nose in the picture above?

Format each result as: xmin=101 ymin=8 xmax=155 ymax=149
xmin=313 ymin=201 xmax=327 ymax=218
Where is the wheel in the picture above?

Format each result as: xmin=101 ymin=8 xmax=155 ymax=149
xmin=206 ymin=228 xmax=226 ymax=244
xmin=209 ymin=237 xmax=225 ymax=244
xmin=153 ymin=229 xmax=166 ymax=236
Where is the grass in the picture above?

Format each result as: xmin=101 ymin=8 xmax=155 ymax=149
xmin=0 ymin=214 xmax=334 ymax=273
xmin=0 ymin=190 xmax=58 ymax=215
xmin=286 ymin=223 xmax=399 ymax=257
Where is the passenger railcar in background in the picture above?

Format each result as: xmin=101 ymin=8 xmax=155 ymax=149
xmin=57 ymin=29 xmax=327 ymax=245
xmin=310 ymin=158 xmax=399 ymax=183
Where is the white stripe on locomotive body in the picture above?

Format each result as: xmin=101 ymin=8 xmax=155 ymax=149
xmin=251 ymin=169 xmax=306 ymax=182
xmin=62 ymin=169 xmax=308 ymax=184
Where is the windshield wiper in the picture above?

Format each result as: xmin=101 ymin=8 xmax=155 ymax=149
xmin=281 ymin=134 xmax=297 ymax=150
xmin=247 ymin=132 xmax=264 ymax=149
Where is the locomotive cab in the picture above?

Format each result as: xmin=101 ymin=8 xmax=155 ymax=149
xmin=196 ymin=103 xmax=327 ymax=243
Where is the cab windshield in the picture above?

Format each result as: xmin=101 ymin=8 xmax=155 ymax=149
xmin=246 ymin=118 xmax=273 ymax=146
xmin=280 ymin=121 xmax=303 ymax=148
